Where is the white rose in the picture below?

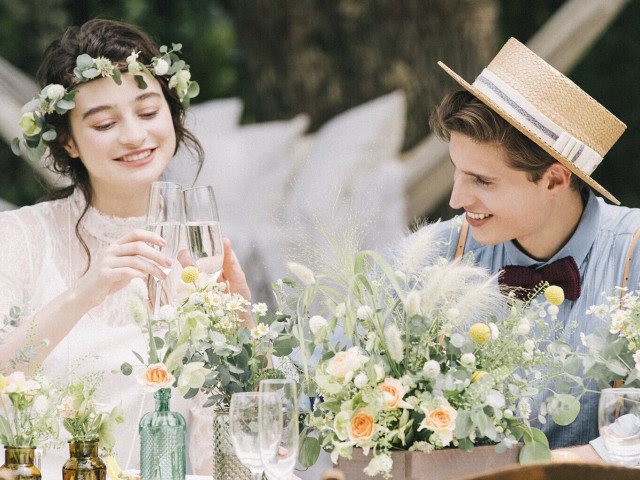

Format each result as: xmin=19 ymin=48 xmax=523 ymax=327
xmin=154 ymin=58 xmax=170 ymax=76
xmin=326 ymin=347 xmax=368 ymax=380
xmin=309 ymin=315 xmax=328 ymax=335
xmin=45 ymin=84 xmax=66 ymax=101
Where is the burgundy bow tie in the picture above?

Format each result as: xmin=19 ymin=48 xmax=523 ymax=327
xmin=499 ymin=256 xmax=581 ymax=301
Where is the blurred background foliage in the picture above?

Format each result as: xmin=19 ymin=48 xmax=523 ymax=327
xmin=0 ymin=0 xmax=638 ymax=213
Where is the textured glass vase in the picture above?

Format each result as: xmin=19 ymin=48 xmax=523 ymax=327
xmin=62 ymin=440 xmax=106 ymax=480
xmin=139 ymin=388 xmax=186 ymax=480
xmin=213 ymin=410 xmax=252 ymax=480
xmin=0 ymin=446 xmax=41 ymax=480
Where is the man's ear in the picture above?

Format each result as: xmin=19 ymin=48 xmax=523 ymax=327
xmin=545 ymin=163 xmax=572 ymax=196
xmin=64 ymin=137 xmax=79 ymax=158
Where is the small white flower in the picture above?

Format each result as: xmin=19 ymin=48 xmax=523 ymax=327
xmin=547 ymin=305 xmax=559 ymax=316
xmin=251 ymin=323 xmax=269 ymax=339
xmin=518 ymin=399 xmax=532 ymax=421
xmin=189 ymin=292 xmax=205 ymax=305
xmin=158 ymin=304 xmax=177 ymax=322
xmin=446 ymin=308 xmax=460 ymax=322
xmin=309 ymin=315 xmax=328 ymax=335
xmin=356 ymin=305 xmax=373 ymax=320
xmin=516 ymin=318 xmax=530 ymax=336
xmin=128 ymin=277 xmax=148 ymax=299
xmin=523 ymin=340 xmax=535 ymax=352
xmin=353 ymin=373 xmax=368 ymax=388
xmin=522 ymin=352 xmax=533 ymax=361
xmin=460 ymin=353 xmax=476 ymax=366
xmin=422 ymin=360 xmax=440 ymax=380
xmin=153 ymin=58 xmax=170 ymax=76
xmin=504 ymin=409 xmax=514 ymax=419
xmin=252 ymin=302 xmax=268 ymax=316
xmin=334 ymin=303 xmax=346 ymax=318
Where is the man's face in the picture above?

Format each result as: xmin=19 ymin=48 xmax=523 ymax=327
xmin=448 ymin=132 xmax=554 ymax=257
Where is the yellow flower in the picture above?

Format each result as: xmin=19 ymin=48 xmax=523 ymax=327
xmin=471 ymin=370 xmax=487 ymax=383
xmin=19 ymin=112 xmax=42 ymax=137
xmin=544 ymin=285 xmax=564 ymax=306
xmin=469 ymin=323 xmax=491 ymax=344
xmin=181 ymin=266 xmax=200 ymax=283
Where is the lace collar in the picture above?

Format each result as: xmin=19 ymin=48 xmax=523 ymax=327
xmin=69 ymin=188 xmax=146 ymax=244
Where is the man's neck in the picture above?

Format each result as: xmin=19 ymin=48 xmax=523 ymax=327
xmin=513 ymin=189 xmax=585 ymax=262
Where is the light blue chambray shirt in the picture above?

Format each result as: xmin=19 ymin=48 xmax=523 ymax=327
xmin=425 ymin=188 xmax=640 ymax=448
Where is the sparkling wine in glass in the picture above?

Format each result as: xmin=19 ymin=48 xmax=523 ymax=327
xmin=259 ymin=379 xmax=299 ymax=480
xmin=229 ymin=392 xmax=282 ymax=480
xmin=182 ymin=186 xmax=224 ymax=281
xmin=146 ymin=181 xmax=183 ymax=320
xmin=598 ymin=387 xmax=640 ymax=467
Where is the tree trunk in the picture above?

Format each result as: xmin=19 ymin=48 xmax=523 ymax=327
xmin=221 ymin=0 xmax=498 ymax=150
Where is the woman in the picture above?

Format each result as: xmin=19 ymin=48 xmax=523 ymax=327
xmin=0 ymin=19 xmax=249 ymax=475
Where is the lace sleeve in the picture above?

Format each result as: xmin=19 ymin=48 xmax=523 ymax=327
xmin=0 ymin=210 xmax=35 ymax=319
xmin=186 ymin=393 xmax=214 ymax=475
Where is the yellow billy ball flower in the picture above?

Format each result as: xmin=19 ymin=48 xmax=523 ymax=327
xmin=471 ymin=370 xmax=487 ymax=383
xmin=469 ymin=323 xmax=491 ymax=344
xmin=544 ymin=285 xmax=564 ymax=306
xmin=181 ymin=266 xmax=200 ymax=284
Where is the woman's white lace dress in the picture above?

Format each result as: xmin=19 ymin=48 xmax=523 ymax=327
xmin=0 ymin=189 xmax=213 ymax=478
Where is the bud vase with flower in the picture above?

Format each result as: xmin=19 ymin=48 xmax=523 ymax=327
xmin=0 ymin=372 xmax=58 ymax=480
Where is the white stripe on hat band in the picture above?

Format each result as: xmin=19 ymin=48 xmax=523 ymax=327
xmin=472 ymin=68 xmax=602 ymax=175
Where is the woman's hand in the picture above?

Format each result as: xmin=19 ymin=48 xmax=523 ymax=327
xmin=74 ymin=228 xmax=172 ymax=310
xmin=219 ymin=237 xmax=251 ymax=301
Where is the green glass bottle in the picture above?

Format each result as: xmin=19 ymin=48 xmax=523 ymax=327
xmin=139 ymin=388 xmax=186 ymax=480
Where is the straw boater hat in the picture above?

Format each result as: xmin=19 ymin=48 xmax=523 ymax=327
xmin=438 ymin=37 xmax=626 ymax=205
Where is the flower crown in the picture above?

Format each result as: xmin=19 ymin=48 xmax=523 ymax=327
xmin=11 ymin=43 xmax=199 ymax=163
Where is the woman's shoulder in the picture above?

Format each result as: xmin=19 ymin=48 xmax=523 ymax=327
xmin=0 ymin=196 xmax=71 ymax=236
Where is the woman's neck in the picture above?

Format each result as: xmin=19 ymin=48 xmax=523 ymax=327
xmin=90 ymin=186 xmax=150 ymax=217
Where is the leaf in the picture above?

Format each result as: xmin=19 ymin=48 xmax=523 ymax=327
xmin=273 ymin=336 xmax=295 ymax=356
xmin=298 ymin=433 xmax=321 ymax=467
xmin=10 ymin=138 xmax=22 ymax=156
xmin=519 ymin=441 xmax=551 ymax=464
xmin=547 ymin=394 xmax=580 ymax=426
xmin=120 ymin=363 xmax=133 ymax=376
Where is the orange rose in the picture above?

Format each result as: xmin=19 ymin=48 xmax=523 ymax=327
xmin=379 ymin=377 xmax=412 ymax=409
xmin=418 ymin=399 xmax=457 ymax=434
xmin=139 ymin=363 xmax=175 ymax=392
xmin=348 ymin=409 xmax=375 ymax=444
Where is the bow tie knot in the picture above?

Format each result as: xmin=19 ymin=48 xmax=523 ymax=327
xmin=499 ymin=256 xmax=581 ymax=301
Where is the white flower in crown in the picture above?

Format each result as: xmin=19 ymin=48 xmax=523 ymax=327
xmin=44 ymin=84 xmax=66 ymax=102
xmin=94 ymin=56 xmax=115 ymax=77
xmin=126 ymin=50 xmax=142 ymax=74
xmin=153 ymin=58 xmax=170 ymax=76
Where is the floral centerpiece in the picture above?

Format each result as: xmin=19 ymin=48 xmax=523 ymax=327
xmin=123 ymin=266 xmax=298 ymax=407
xmin=273 ymin=225 xmax=583 ymax=478
xmin=578 ymin=287 xmax=640 ymax=387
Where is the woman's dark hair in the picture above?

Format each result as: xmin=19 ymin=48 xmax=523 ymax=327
xmin=36 ymin=18 xmax=204 ymax=270
xmin=430 ymin=90 xmax=584 ymax=190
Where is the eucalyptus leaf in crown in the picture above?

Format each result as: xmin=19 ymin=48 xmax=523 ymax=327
xmin=123 ymin=267 xmax=299 ymax=410
xmin=273 ymin=223 xmax=584 ymax=478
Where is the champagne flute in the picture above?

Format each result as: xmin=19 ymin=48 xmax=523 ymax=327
xmin=229 ymin=392 xmax=283 ymax=480
xmin=146 ymin=181 xmax=183 ymax=320
xmin=182 ymin=185 xmax=224 ymax=281
xmin=598 ymin=387 xmax=640 ymax=466
xmin=259 ymin=379 xmax=299 ymax=480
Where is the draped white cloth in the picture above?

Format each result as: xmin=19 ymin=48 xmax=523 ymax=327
xmin=0 ymin=189 xmax=213 ymax=478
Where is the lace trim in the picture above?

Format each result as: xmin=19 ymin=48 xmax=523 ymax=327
xmin=69 ymin=188 xmax=145 ymax=244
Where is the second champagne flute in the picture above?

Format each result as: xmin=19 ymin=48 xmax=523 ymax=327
xmin=182 ymin=185 xmax=224 ymax=281
xmin=146 ymin=181 xmax=183 ymax=320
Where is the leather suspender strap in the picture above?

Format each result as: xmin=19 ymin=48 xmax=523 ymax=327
xmin=455 ymin=218 xmax=469 ymax=260
xmin=613 ymin=227 xmax=640 ymax=389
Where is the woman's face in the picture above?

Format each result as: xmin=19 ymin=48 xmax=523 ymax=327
xmin=64 ymin=72 xmax=176 ymax=206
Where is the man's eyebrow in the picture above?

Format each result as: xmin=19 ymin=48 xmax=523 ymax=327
xmin=449 ymin=157 xmax=499 ymax=181
xmin=82 ymin=92 xmax=162 ymax=120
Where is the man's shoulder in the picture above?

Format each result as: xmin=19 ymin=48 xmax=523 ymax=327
xmin=596 ymin=198 xmax=640 ymax=235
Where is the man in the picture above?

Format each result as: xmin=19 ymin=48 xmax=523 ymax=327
xmin=427 ymin=37 xmax=640 ymax=448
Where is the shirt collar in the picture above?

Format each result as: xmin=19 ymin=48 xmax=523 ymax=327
xmin=504 ymin=188 xmax=600 ymax=268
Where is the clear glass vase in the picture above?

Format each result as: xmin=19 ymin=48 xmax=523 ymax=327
xmin=139 ymin=388 xmax=186 ymax=480
xmin=62 ymin=440 xmax=106 ymax=480
xmin=0 ymin=446 xmax=41 ymax=480
xmin=213 ymin=410 xmax=252 ymax=480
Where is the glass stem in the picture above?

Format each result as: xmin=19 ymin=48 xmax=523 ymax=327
xmin=147 ymin=277 xmax=161 ymax=364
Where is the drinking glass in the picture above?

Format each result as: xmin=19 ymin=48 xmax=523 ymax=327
xmin=182 ymin=186 xmax=224 ymax=281
xmin=229 ymin=392 xmax=282 ymax=480
xmin=146 ymin=181 xmax=183 ymax=320
xmin=259 ymin=379 xmax=299 ymax=480
xmin=598 ymin=387 xmax=640 ymax=467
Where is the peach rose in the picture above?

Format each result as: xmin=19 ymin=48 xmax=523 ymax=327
xmin=348 ymin=409 xmax=375 ymax=444
xmin=139 ymin=363 xmax=175 ymax=392
xmin=379 ymin=377 xmax=412 ymax=409
xmin=418 ymin=398 xmax=457 ymax=436
xmin=326 ymin=347 xmax=368 ymax=381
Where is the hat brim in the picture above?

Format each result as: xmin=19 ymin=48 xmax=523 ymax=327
xmin=438 ymin=61 xmax=619 ymax=205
